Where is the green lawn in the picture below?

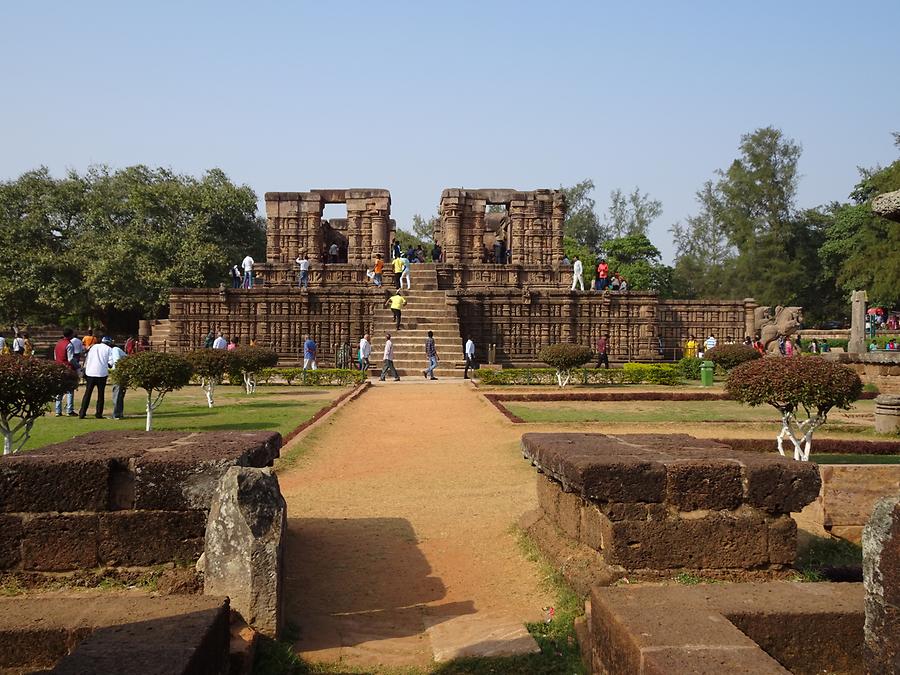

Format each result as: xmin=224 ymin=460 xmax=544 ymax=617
xmin=20 ymin=385 xmax=344 ymax=452
xmin=505 ymin=399 xmax=875 ymax=426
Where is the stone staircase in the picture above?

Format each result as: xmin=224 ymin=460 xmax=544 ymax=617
xmin=371 ymin=264 xmax=465 ymax=378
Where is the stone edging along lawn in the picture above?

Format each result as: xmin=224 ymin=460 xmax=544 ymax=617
xmin=281 ymin=381 xmax=370 ymax=444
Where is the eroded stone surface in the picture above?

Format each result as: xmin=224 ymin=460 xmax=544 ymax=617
xmin=863 ymin=495 xmax=900 ymax=673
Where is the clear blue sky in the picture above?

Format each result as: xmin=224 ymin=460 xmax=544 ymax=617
xmin=2 ymin=1 xmax=898 ymax=261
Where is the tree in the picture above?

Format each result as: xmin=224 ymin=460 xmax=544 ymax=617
xmin=0 ymin=356 xmax=79 ymax=454
xmin=605 ymin=187 xmax=663 ymax=238
xmin=539 ymin=343 xmax=593 ymax=387
xmin=411 ymin=213 xmax=439 ymax=245
xmin=601 ymin=233 xmax=674 ymax=296
xmin=230 ymin=347 xmax=278 ymax=394
xmin=112 ymin=352 xmax=193 ymax=430
xmin=704 ymin=344 xmax=760 ymax=371
xmin=726 ymin=358 xmax=862 ymax=461
xmin=561 ymin=179 xmax=605 ymax=250
xmin=186 ymin=349 xmax=234 ymax=407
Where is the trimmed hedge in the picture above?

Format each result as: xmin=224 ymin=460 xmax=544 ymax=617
xmin=475 ymin=364 xmax=681 ymax=386
xmin=678 ymin=356 xmax=702 ymax=380
xmin=705 ymin=344 xmax=761 ymax=371
xmin=258 ymin=368 xmax=367 ymax=386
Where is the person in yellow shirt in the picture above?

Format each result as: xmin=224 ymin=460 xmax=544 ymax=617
xmin=391 ymin=256 xmax=405 ymax=289
xmin=384 ymin=290 xmax=407 ymax=330
xmin=684 ymin=335 xmax=698 ymax=359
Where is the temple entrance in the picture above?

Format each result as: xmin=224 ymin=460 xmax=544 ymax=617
xmin=484 ymin=204 xmax=510 ymax=264
xmin=322 ymin=204 xmax=349 ymax=263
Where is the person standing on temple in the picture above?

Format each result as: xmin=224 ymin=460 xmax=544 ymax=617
xmin=230 ymin=263 xmax=242 ymax=288
xmin=392 ymin=254 xmax=405 ymax=288
xmin=296 ymin=252 xmax=310 ymax=289
xmin=493 ymin=229 xmax=506 ymax=265
xmin=372 ymin=254 xmax=384 ymax=287
xmin=423 ymin=330 xmax=438 ymax=380
xmin=571 ymin=256 xmax=584 ymax=291
xmin=241 ymin=254 xmax=255 ymax=288
xmin=329 ymin=242 xmax=339 ymax=263
xmin=595 ymin=333 xmax=610 ymax=369
xmin=359 ymin=333 xmax=372 ymax=373
xmin=431 ymin=243 xmax=442 ymax=262
xmin=596 ymin=259 xmax=609 ymax=291
xmin=463 ymin=336 xmax=476 ymax=379
xmin=399 ymin=254 xmax=412 ymax=289
xmin=379 ymin=333 xmax=400 ymax=381
xmin=385 ymin=290 xmax=407 ymax=330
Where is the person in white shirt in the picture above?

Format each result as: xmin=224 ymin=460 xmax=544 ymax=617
xmin=79 ymin=336 xmax=114 ymax=419
xmin=108 ymin=341 xmax=128 ymax=419
xmin=0 ymin=335 xmax=6 ymax=353
xmin=212 ymin=332 xmax=228 ymax=350
xmin=328 ymin=242 xmax=339 ymax=263
xmin=571 ymin=256 xmax=584 ymax=291
xmin=464 ymin=337 xmax=476 ymax=379
xmin=359 ymin=334 xmax=372 ymax=373
xmin=379 ymin=333 xmax=400 ymax=381
xmin=703 ymin=334 xmax=717 ymax=356
xmin=399 ymin=256 xmax=412 ymax=289
xmin=296 ymin=253 xmax=310 ymax=289
xmin=241 ymin=255 xmax=255 ymax=288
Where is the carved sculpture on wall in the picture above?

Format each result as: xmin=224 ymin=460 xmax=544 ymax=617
xmin=755 ymin=305 xmax=804 ymax=350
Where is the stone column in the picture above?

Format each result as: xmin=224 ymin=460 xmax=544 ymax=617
xmin=346 ymin=211 xmax=363 ymax=264
xmin=471 ymin=203 xmax=485 ymax=265
xmin=849 ymin=290 xmax=868 ymax=354
xmin=743 ymin=298 xmax=758 ymax=340
xmin=863 ymin=496 xmax=900 ymax=672
xmin=551 ymin=191 xmax=566 ymax=266
xmin=371 ymin=211 xmax=388 ymax=261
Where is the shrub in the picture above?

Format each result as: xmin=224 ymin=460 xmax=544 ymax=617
xmin=475 ymin=364 xmax=680 ymax=386
xmin=539 ymin=344 xmax=594 ymax=387
xmin=0 ymin=356 xmax=80 ymax=454
xmin=258 ymin=367 xmax=366 ymax=387
xmin=678 ymin=357 xmax=702 ymax=380
xmin=726 ymin=358 xmax=862 ymax=461
xmin=185 ymin=349 xmax=235 ymax=407
xmin=704 ymin=344 xmax=761 ymax=371
xmin=229 ymin=347 xmax=279 ymax=394
xmin=112 ymin=352 xmax=194 ymax=431
xmin=622 ymin=363 xmax=681 ymax=385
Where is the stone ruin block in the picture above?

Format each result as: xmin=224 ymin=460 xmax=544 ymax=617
xmin=202 ymin=466 xmax=286 ymax=638
xmin=863 ymin=495 xmax=900 ymax=672
xmin=522 ymin=433 xmax=821 ymax=579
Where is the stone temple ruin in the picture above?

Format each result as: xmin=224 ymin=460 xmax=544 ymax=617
xmin=155 ymin=186 xmax=773 ymax=370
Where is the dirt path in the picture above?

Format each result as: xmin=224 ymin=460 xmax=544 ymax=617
xmin=277 ymin=381 xmax=552 ymax=669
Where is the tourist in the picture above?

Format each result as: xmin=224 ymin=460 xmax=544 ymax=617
xmin=296 ymin=253 xmax=310 ymax=289
xmin=53 ymin=328 xmax=79 ymax=417
xmin=820 ymin=339 xmax=830 ymax=353
xmin=385 ymin=290 xmax=407 ymax=330
xmin=619 ymin=277 xmax=628 ymax=292
xmin=493 ymin=229 xmax=505 ymax=265
xmin=227 ymin=337 xmax=239 ymax=351
xmin=329 ymin=242 xmax=339 ymax=263
xmin=241 ymin=254 xmax=255 ymax=288
xmin=399 ymin=255 xmax=412 ymax=289
xmin=359 ymin=333 xmax=372 ymax=372
xmin=212 ymin=332 xmax=228 ymax=350
xmin=230 ymin=263 xmax=242 ymax=288
xmin=22 ymin=333 xmax=33 ymax=357
xmin=431 ymin=243 xmax=442 ymax=262
xmin=82 ymin=329 xmax=97 ymax=351
xmin=109 ymin=339 xmax=127 ymax=419
xmin=70 ymin=333 xmax=84 ymax=373
xmin=869 ymin=340 xmax=878 ymax=352
xmin=302 ymin=335 xmax=317 ymax=370
xmin=423 ymin=330 xmax=438 ymax=380
xmin=571 ymin=256 xmax=584 ymax=291
xmin=379 ymin=333 xmax=400 ymax=381
xmin=124 ymin=335 xmax=136 ymax=354
xmin=391 ymin=238 xmax=401 ymax=260
xmin=784 ymin=337 xmax=795 ymax=357
xmin=204 ymin=330 xmax=215 ymax=349
xmin=79 ymin=336 xmax=114 ymax=419
xmin=704 ymin=334 xmax=717 ymax=354
xmin=777 ymin=335 xmax=786 ymax=356
xmin=753 ymin=335 xmax=766 ymax=355
xmin=596 ymin=333 xmax=610 ymax=369
xmin=684 ymin=335 xmax=698 ymax=359
xmin=743 ymin=336 xmax=753 ymax=347
xmin=415 ymin=246 xmax=426 ymax=263
xmin=0 ymin=334 xmax=5 ymax=354
xmin=11 ymin=332 xmax=25 ymax=356
xmin=373 ymin=254 xmax=384 ymax=287
xmin=888 ymin=339 xmax=897 ymax=351
xmin=609 ymin=273 xmax=621 ymax=291
xmin=463 ymin=336 xmax=476 ymax=379
xmin=392 ymin=254 xmax=405 ymax=288
xmin=562 ymin=254 xmax=571 ymax=266
xmin=809 ymin=338 xmax=819 ymax=354
xmin=596 ymin=259 xmax=609 ymax=291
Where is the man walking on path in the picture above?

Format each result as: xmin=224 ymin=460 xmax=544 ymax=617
xmin=109 ymin=339 xmax=127 ymax=419
xmin=596 ymin=333 xmax=610 ymax=369
xmin=296 ymin=253 xmax=310 ymax=289
xmin=464 ymin=336 xmax=476 ymax=379
xmin=385 ymin=290 xmax=407 ymax=330
xmin=303 ymin=335 xmax=318 ymax=370
xmin=242 ymin=254 xmax=255 ymax=288
xmin=54 ymin=328 xmax=79 ymax=416
xmin=79 ymin=336 xmax=113 ymax=419
xmin=372 ymin=254 xmax=384 ymax=287
xmin=379 ymin=333 xmax=400 ymax=381
xmin=571 ymin=256 xmax=584 ymax=291
xmin=423 ymin=331 xmax=438 ymax=380
xmin=359 ymin=333 xmax=372 ymax=372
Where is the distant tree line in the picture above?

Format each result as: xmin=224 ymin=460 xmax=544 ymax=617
xmin=0 ymin=165 xmax=266 ymax=328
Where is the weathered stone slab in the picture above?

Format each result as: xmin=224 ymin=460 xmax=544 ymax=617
xmin=202 ymin=466 xmax=286 ymax=638
xmin=863 ymin=495 xmax=900 ymax=673
xmin=21 ymin=514 xmax=100 ymax=571
xmin=99 ymin=510 xmax=206 ymax=566
xmin=426 ymin=613 xmax=540 ymax=662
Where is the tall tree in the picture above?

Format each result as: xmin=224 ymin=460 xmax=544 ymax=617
xmin=605 ymin=187 xmax=663 ymax=238
xmin=561 ymin=179 xmax=605 ymax=250
xmin=410 ymin=213 xmax=439 ymax=244
xmin=601 ymin=233 xmax=674 ymax=297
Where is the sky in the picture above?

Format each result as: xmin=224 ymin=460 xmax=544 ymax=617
xmin=2 ymin=1 xmax=898 ymax=262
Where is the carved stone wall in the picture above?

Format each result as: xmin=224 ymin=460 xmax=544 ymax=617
xmin=437 ymin=189 xmax=566 ymax=266
xmin=264 ymin=189 xmax=392 ymax=268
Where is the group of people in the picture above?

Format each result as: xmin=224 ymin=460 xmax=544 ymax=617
xmin=0 ymin=331 xmax=34 ymax=356
xmin=230 ymin=255 xmax=256 ymax=289
xmin=51 ymin=328 xmax=132 ymax=419
xmin=568 ymin=257 xmax=629 ymax=293
xmin=204 ymin=331 xmax=247 ymax=350
xmin=682 ymin=333 xmax=829 ymax=358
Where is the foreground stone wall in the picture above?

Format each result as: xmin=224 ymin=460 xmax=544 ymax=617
xmin=0 ymin=430 xmax=280 ymax=572
xmin=521 ymin=433 xmax=820 ymax=583
xmin=863 ymin=496 xmax=900 ymax=672
xmin=823 ymin=351 xmax=900 ymax=393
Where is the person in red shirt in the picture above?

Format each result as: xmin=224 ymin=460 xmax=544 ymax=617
xmin=596 ymin=259 xmax=609 ymax=291
xmin=53 ymin=328 xmax=78 ymax=416
xmin=595 ymin=333 xmax=610 ymax=369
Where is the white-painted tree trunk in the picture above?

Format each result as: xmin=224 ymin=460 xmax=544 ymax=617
xmin=2 ymin=432 xmax=11 ymax=456
xmin=145 ymin=394 xmax=154 ymax=431
xmin=243 ymin=372 xmax=256 ymax=395
xmin=556 ymin=369 xmax=571 ymax=388
xmin=775 ymin=412 xmax=825 ymax=461
xmin=1 ymin=418 xmax=34 ymax=455
xmin=201 ymin=378 xmax=215 ymax=407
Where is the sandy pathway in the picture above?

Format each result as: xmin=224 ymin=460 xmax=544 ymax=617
xmin=278 ymin=381 xmax=552 ymax=669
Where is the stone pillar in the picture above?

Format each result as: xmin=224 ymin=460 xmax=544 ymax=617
xmin=442 ymin=205 xmax=462 ymax=264
xmin=849 ymin=290 xmax=868 ymax=354
xmin=551 ymin=191 xmax=566 ymax=266
xmin=371 ymin=211 xmax=388 ymax=261
xmin=346 ymin=211 xmax=363 ymax=264
xmin=863 ymin=495 xmax=900 ymax=673
xmin=471 ymin=202 xmax=486 ymax=264
xmin=743 ymin=298 xmax=758 ymax=339
xmin=875 ymin=395 xmax=900 ymax=435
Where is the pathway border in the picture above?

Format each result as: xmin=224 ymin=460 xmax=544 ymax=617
xmin=282 ymin=381 xmax=371 ymax=445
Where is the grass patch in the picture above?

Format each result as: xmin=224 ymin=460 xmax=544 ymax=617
xmin=19 ymin=385 xmax=343 ymax=452
xmin=813 ymin=454 xmax=900 ymax=464
xmin=795 ymin=535 xmax=862 ymax=582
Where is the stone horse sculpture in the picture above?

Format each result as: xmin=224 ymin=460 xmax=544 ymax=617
xmin=754 ymin=306 xmax=803 ymax=352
